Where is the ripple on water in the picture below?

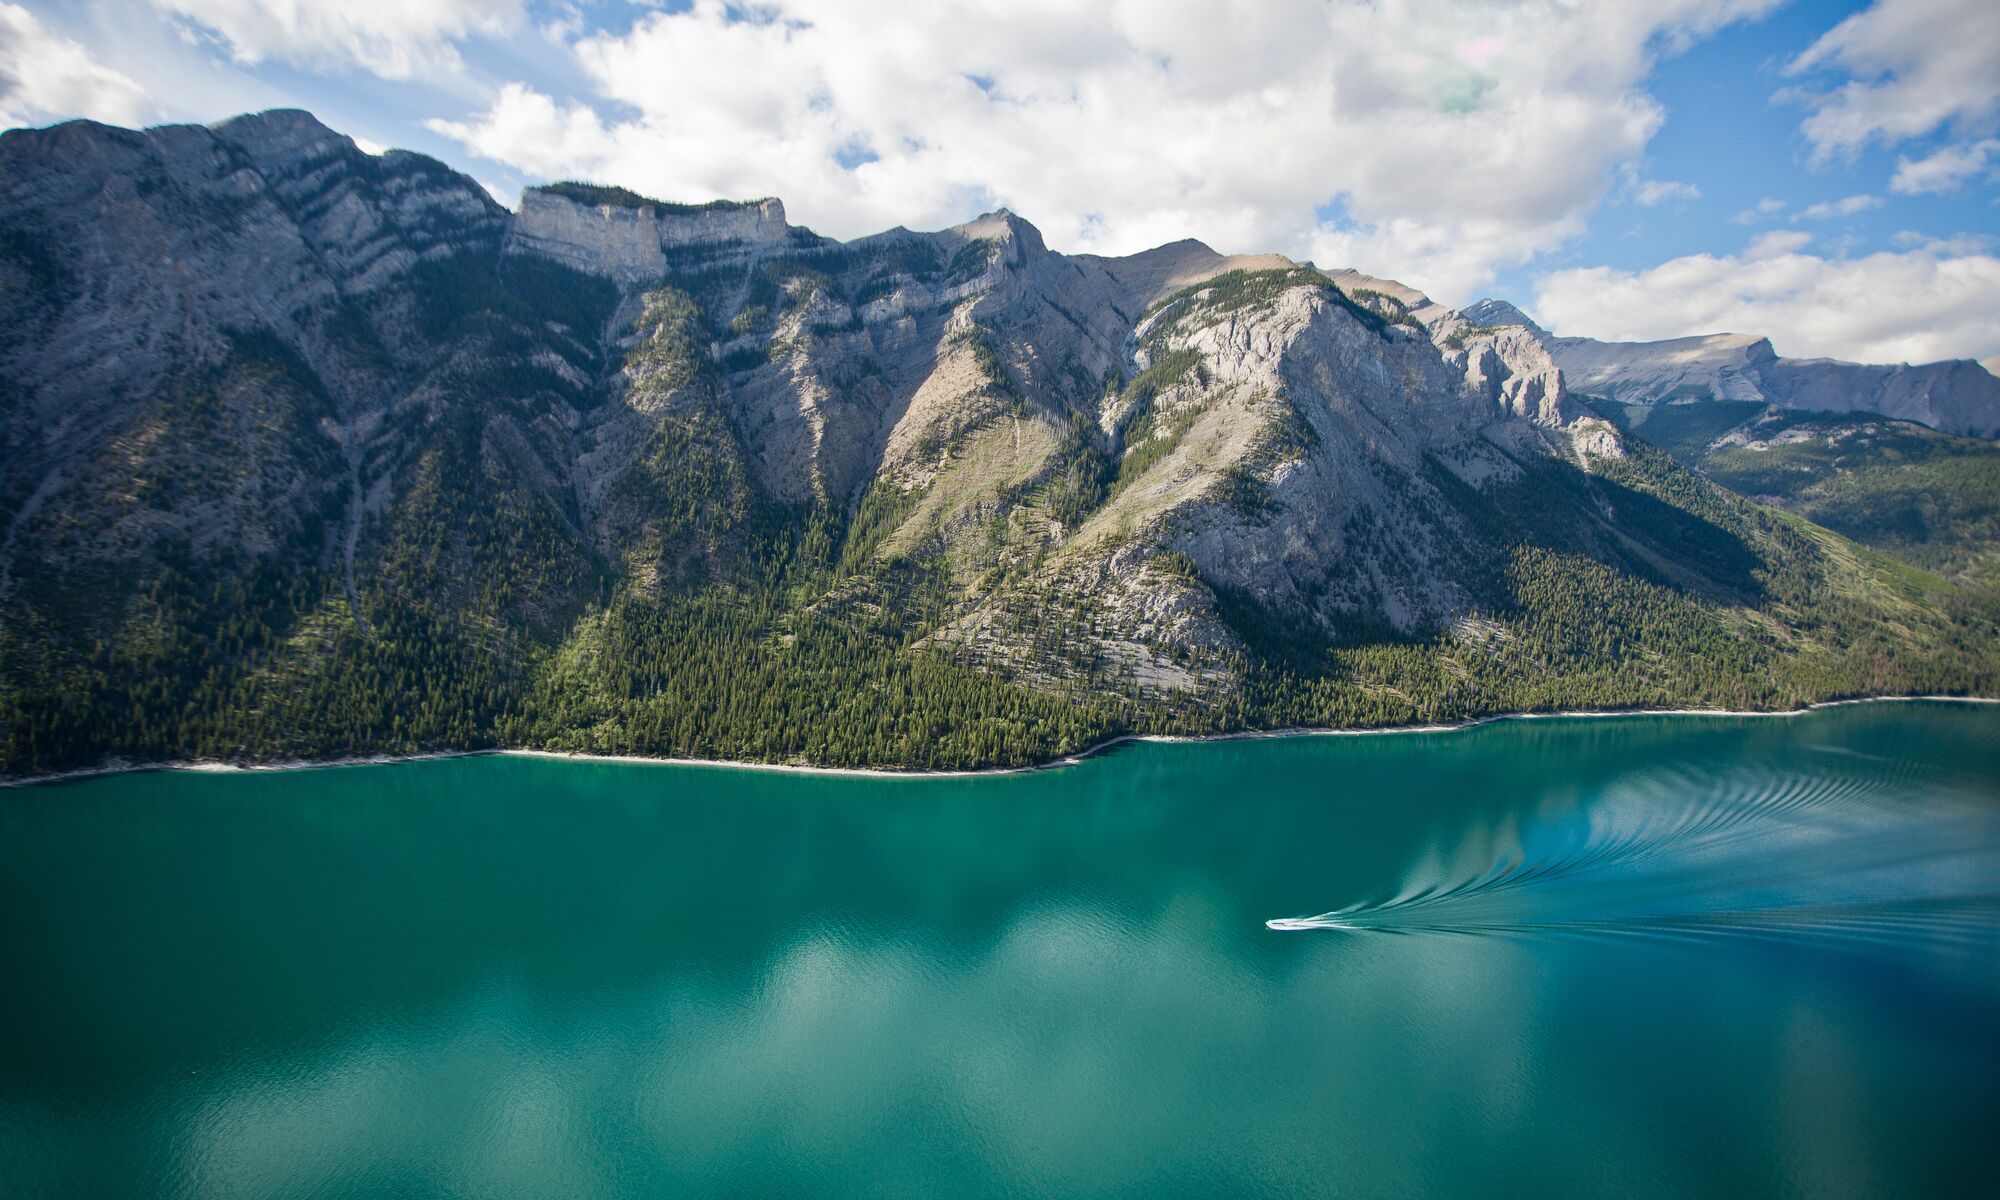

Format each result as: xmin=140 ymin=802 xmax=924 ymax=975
xmin=1267 ymin=743 xmax=2000 ymax=949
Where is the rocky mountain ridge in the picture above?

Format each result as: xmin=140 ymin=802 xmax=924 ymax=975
xmin=1460 ymin=298 xmax=2000 ymax=438
xmin=1 ymin=109 xmax=1991 ymax=776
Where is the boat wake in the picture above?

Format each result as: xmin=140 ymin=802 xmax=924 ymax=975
xmin=1266 ymin=750 xmax=2000 ymax=948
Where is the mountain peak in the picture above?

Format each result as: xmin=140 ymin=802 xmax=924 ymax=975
xmin=208 ymin=107 xmax=357 ymax=166
xmin=949 ymin=208 xmax=1047 ymax=256
xmin=1460 ymin=298 xmax=1544 ymax=335
xmin=211 ymin=108 xmax=333 ymax=134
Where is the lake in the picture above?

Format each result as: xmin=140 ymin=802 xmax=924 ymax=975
xmin=3 ymin=702 xmax=1997 ymax=1198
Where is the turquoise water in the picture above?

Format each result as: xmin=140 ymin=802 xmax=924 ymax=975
xmin=3 ymin=703 xmax=1998 ymax=1197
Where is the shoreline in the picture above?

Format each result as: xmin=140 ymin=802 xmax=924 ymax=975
xmin=6 ymin=693 xmax=1997 ymax=790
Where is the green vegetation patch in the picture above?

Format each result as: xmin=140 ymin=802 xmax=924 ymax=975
xmin=533 ymin=182 xmax=763 ymax=214
xmin=1147 ymin=268 xmax=1390 ymax=339
xmin=1602 ymin=399 xmax=2000 ymax=582
xmin=1586 ymin=397 xmax=1768 ymax=464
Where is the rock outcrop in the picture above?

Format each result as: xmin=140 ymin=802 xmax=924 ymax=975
xmin=505 ymin=187 xmax=791 ymax=285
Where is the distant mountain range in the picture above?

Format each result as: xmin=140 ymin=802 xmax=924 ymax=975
xmin=2 ymin=109 xmax=1994 ymax=777
xmin=1459 ymin=299 xmax=2000 ymax=438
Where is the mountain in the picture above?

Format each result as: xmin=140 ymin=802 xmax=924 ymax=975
xmin=1583 ymin=398 xmax=2000 ymax=585
xmin=1460 ymin=299 xmax=2000 ymax=438
xmin=2 ymin=110 xmax=1994 ymax=778
xmin=1461 ymin=297 xmax=2000 ymax=585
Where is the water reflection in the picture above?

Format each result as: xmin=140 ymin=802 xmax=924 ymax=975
xmin=2 ymin=703 xmax=1998 ymax=1198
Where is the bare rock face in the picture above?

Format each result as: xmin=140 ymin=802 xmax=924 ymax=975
xmin=0 ymin=109 xmax=620 ymax=641
xmin=1761 ymin=355 xmax=2000 ymax=437
xmin=212 ymin=110 xmax=506 ymax=293
xmin=2 ymin=112 xmax=446 ymax=601
xmin=1147 ymin=281 xmax=1486 ymax=635
xmin=1327 ymin=273 xmax=1573 ymax=428
xmin=1447 ymin=327 xmax=1573 ymax=427
xmin=506 ymin=188 xmax=791 ymax=285
xmin=1548 ymin=331 xmax=1777 ymax=406
xmin=1028 ymin=270 xmax=1594 ymax=656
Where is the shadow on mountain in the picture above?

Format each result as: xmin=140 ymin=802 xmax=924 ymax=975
xmin=1216 ymin=450 xmax=1768 ymax=674
xmin=1492 ymin=454 xmax=1767 ymax=604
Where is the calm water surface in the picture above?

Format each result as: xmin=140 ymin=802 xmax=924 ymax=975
xmin=3 ymin=703 xmax=1998 ymax=1198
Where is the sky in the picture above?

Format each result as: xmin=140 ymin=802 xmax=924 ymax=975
xmin=2 ymin=0 xmax=1996 ymax=366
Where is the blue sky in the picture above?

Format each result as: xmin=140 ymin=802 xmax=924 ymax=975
xmin=3 ymin=0 xmax=1996 ymax=364
xmin=1528 ymin=1 xmax=1976 ymax=269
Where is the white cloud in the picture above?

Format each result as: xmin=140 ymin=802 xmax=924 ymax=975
xmin=0 ymin=3 xmax=151 ymax=129
xmin=1744 ymin=229 xmax=1815 ymax=258
xmin=474 ymin=176 xmax=515 ymax=209
xmin=1731 ymin=196 xmax=1788 ymax=223
xmin=1632 ymin=178 xmax=1701 ymax=205
xmin=1891 ymin=229 xmax=1994 ymax=253
xmin=1533 ymin=234 xmax=2000 ymax=364
xmin=1792 ymin=193 xmax=1881 ymax=220
xmin=427 ymin=0 xmax=1783 ymax=303
xmin=1891 ymin=137 xmax=2000 ymax=193
xmin=429 ymin=82 xmax=615 ymax=179
xmin=150 ymin=0 xmax=524 ymax=80
xmin=1782 ymin=0 xmax=2000 ymax=161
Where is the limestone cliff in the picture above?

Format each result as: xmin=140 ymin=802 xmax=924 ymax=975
xmin=505 ymin=187 xmax=791 ymax=285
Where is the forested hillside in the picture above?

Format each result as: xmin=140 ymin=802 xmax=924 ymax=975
xmin=2 ymin=110 xmax=1995 ymax=777
xmin=1588 ymin=397 xmax=2000 ymax=585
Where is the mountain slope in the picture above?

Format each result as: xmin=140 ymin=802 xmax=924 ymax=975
xmin=1589 ymin=397 xmax=2000 ymax=584
xmin=2 ymin=110 xmax=1994 ymax=777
